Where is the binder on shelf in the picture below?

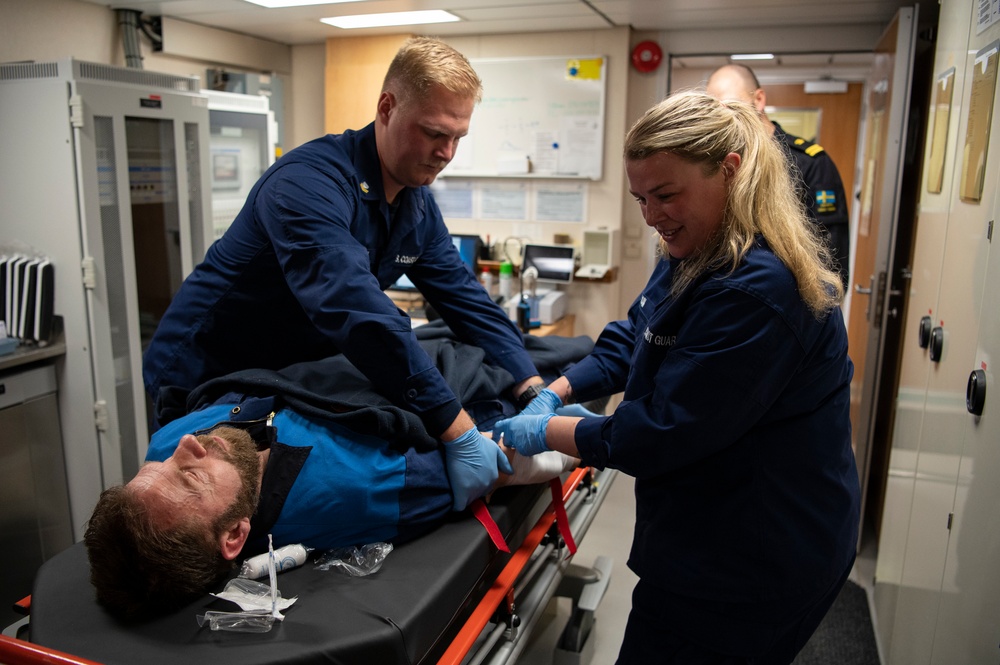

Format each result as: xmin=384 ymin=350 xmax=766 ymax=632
xmin=10 ymin=255 xmax=28 ymax=336
xmin=18 ymin=258 xmax=40 ymax=339
xmin=0 ymin=252 xmax=55 ymax=343
xmin=0 ymin=254 xmax=8 ymax=328
xmin=35 ymin=260 xmax=55 ymax=342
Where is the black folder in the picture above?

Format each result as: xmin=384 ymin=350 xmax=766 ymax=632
xmin=0 ymin=254 xmax=8 ymax=333
xmin=35 ymin=259 xmax=55 ymax=342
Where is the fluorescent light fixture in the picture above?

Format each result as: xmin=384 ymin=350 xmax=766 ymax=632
xmin=244 ymin=0 xmax=363 ymax=7
xmin=322 ymin=9 xmax=460 ymax=29
xmin=731 ymin=53 xmax=774 ymax=61
xmin=805 ymin=80 xmax=848 ymax=93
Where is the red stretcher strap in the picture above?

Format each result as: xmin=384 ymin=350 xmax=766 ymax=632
xmin=13 ymin=595 xmax=31 ymax=615
xmin=471 ymin=498 xmax=510 ymax=553
xmin=549 ymin=477 xmax=577 ymax=555
xmin=438 ymin=467 xmax=590 ymax=665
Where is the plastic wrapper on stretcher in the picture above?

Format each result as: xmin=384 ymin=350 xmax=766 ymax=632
xmin=197 ymin=609 xmax=275 ymax=633
xmin=201 ymin=578 xmax=298 ymax=633
xmin=314 ymin=542 xmax=393 ymax=576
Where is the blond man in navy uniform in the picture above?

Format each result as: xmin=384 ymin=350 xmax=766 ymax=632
xmin=707 ymin=64 xmax=851 ymax=290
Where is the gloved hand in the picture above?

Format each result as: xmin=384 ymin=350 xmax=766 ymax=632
xmin=555 ymin=403 xmax=602 ymax=418
xmin=520 ymin=387 xmax=563 ymax=416
xmin=492 ymin=413 xmax=555 ymax=457
xmin=443 ymin=427 xmax=514 ymax=511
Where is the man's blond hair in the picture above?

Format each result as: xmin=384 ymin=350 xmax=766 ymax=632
xmin=382 ymin=36 xmax=482 ymax=107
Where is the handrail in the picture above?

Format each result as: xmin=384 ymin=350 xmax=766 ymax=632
xmin=0 ymin=635 xmax=105 ymax=665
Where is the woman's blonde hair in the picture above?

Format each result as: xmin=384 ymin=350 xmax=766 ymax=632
xmin=624 ymin=90 xmax=843 ymax=316
xmin=382 ymin=36 xmax=482 ymax=107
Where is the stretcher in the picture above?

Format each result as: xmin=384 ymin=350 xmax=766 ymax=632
xmin=2 ymin=466 xmax=617 ymax=665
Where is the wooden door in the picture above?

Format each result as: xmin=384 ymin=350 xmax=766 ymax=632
xmin=847 ymin=7 xmax=919 ymax=543
xmin=764 ymin=82 xmax=863 ymax=223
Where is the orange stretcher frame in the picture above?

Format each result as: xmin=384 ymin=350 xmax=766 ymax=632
xmin=1 ymin=466 xmax=594 ymax=665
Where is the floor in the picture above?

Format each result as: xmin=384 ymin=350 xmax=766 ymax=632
xmin=516 ymin=473 xmax=882 ymax=664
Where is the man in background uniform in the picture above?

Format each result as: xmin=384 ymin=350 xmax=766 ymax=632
xmin=707 ymin=64 xmax=851 ymax=290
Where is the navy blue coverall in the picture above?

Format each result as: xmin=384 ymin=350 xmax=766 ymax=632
xmin=143 ymin=123 xmax=536 ymax=435
xmin=566 ymin=239 xmax=860 ymax=662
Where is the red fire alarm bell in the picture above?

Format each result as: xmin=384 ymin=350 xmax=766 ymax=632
xmin=631 ymin=41 xmax=663 ymax=73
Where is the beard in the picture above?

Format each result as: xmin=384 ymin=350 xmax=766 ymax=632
xmin=199 ymin=427 xmax=261 ymax=531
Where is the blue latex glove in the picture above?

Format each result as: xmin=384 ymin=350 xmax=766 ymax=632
xmin=492 ymin=413 xmax=555 ymax=457
xmin=520 ymin=387 xmax=563 ymax=416
xmin=555 ymin=403 xmax=603 ymax=418
xmin=443 ymin=427 xmax=514 ymax=511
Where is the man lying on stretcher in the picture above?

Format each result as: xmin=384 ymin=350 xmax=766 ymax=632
xmin=84 ymin=325 xmax=594 ymax=618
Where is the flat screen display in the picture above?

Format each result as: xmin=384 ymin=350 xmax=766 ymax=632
xmin=450 ymin=234 xmax=481 ymax=274
xmin=390 ymin=234 xmax=481 ymax=290
xmin=522 ymin=243 xmax=574 ymax=284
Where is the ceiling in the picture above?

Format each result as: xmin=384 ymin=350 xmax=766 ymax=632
xmin=78 ymin=0 xmax=917 ymax=47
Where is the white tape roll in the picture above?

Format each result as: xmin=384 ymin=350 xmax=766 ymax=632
xmin=240 ymin=543 xmax=309 ymax=579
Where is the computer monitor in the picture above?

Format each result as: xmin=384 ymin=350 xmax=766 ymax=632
xmin=521 ymin=243 xmax=575 ymax=284
xmin=390 ymin=234 xmax=482 ymax=290
xmin=450 ymin=234 xmax=482 ymax=274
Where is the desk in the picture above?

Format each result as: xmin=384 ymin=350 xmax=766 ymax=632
xmin=408 ymin=315 xmax=573 ymax=336
xmin=532 ymin=314 xmax=574 ymax=337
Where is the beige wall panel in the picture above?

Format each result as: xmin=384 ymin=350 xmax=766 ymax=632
xmin=325 ymin=34 xmax=410 ymax=134
xmin=289 ymin=43 xmax=326 ymax=150
xmin=0 ymin=0 xmax=116 ymax=65
xmin=158 ymin=16 xmax=291 ymax=73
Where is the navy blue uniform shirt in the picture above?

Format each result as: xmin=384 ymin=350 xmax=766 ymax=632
xmin=143 ymin=123 xmax=536 ymax=435
xmin=566 ymin=239 xmax=860 ymax=606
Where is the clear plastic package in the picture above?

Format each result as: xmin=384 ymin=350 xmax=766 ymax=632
xmin=196 ymin=609 xmax=275 ymax=633
xmin=202 ymin=537 xmax=298 ymax=633
xmin=314 ymin=542 xmax=393 ymax=577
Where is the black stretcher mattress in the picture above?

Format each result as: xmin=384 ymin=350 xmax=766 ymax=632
xmin=28 ymin=483 xmax=549 ymax=665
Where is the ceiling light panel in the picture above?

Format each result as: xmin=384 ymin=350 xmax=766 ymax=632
xmin=244 ymin=0 xmax=362 ymax=7
xmin=321 ymin=10 xmax=461 ymax=29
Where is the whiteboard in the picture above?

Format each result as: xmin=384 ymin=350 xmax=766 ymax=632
xmin=442 ymin=56 xmax=607 ymax=180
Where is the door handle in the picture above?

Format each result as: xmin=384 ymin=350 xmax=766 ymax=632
xmin=855 ymin=275 xmax=875 ymax=320
xmin=967 ymin=369 xmax=987 ymax=416
xmin=929 ymin=326 xmax=944 ymax=362
xmin=917 ymin=315 xmax=932 ymax=348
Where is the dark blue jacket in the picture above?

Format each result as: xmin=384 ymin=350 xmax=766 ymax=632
xmin=567 ymin=239 xmax=860 ymax=605
xmin=774 ymin=122 xmax=851 ymax=288
xmin=143 ymin=124 xmax=536 ymax=435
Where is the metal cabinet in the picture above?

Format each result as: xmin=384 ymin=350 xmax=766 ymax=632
xmin=0 ymin=363 xmax=73 ymax=629
xmin=874 ymin=1 xmax=1000 ymax=661
xmin=0 ymin=59 xmax=212 ymax=538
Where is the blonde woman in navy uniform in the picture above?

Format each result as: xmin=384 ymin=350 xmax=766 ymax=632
xmin=493 ymin=91 xmax=860 ymax=664
xmin=707 ymin=63 xmax=851 ymax=291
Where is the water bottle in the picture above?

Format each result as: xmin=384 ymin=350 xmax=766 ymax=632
xmin=481 ymin=268 xmax=493 ymax=294
xmin=516 ymin=294 xmax=532 ymax=333
xmin=498 ymin=261 xmax=513 ymax=302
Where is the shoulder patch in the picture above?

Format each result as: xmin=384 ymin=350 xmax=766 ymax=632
xmin=815 ymin=190 xmax=837 ymax=213
xmin=785 ymin=133 xmax=826 ymax=157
